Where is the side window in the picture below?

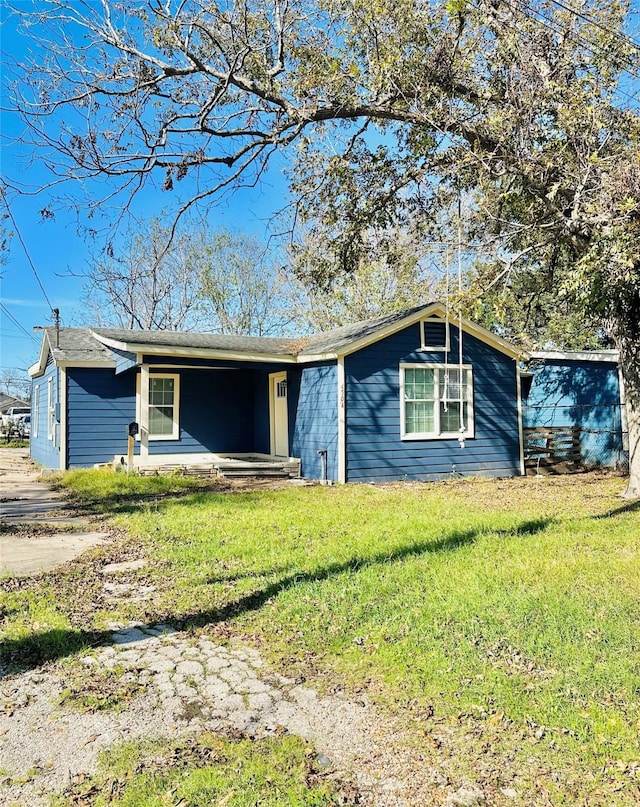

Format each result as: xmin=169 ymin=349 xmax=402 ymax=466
xmin=401 ymin=364 xmax=474 ymax=440
xmin=47 ymin=377 xmax=54 ymax=440
xmin=33 ymin=387 xmax=39 ymax=438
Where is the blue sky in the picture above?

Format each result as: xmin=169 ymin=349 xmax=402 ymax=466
xmin=0 ymin=4 xmax=292 ymax=383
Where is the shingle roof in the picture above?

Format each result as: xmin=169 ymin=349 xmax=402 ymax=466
xmin=92 ymin=328 xmax=297 ymax=355
xmin=39 ymin=305 xmax=439 ymax=366
xmin=298 ymin=305 xmax=427 ymax=354
xmin=0 ymin=394 xmax=30 ymax=413
xmin=91 ymin=306 xmax=428 ymax=357
xmin=44 ymin=328 xmax=115 ymax=363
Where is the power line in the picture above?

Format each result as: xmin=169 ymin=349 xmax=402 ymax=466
xmin=500 ymin=0 xmax=640 ymax=106
xmin=1 ymin=190 xmax=55 ymax=313
xmin=547 ymin=0 xmax=640 ymax=54
xmin=0 ymin=302 xmax=39 ymax=343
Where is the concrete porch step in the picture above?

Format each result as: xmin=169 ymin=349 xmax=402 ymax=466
xmin=138 ymin=459 xmax=301 ymax=479
xmin=216 ymin=460 xmax=301 ymax=479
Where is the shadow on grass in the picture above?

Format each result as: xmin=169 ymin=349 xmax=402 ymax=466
xmin=0 ymin=518 xmax=552 ymax=676
xmin=593 ymin=498 xmax=640 ymax=519
xmin=59 ymin=488 xmax=215 ymax=517
xmin=58 ymin=485 xmax=285 ymax=518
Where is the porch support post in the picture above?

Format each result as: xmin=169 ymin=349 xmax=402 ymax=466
xmin=516 ymin=362 xmax=525 ymax=476
xmin=337 ymin=356 xmax=346 ymax=483
xmin=140 ymin=363 xmax=149 ymax=465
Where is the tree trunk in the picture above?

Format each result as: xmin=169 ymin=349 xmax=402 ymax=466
xmin=614 ymin=305 xmax=640 ymax=498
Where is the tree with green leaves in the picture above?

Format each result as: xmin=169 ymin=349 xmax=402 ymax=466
xmin=289 ymin=224 xmax=438 ymax=329
xmin=198 ymin=227 xmax=297 ymax=335
xmin=7 ymin=0 xmax=640 ymax=493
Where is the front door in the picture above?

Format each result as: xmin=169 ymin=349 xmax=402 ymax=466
xmin=269 ymin=371 xmax=289 ymax=457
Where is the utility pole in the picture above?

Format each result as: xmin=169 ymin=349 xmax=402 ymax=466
xmin=53 ymin=308 xmax=60 ymax=348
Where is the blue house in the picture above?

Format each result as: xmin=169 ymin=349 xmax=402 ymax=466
xmin=28 ymin=304 xmax=527 ymax=482
xmin=522 ymin=350 xmax=628 ymax=469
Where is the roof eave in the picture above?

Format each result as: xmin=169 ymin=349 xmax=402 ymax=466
xmin=28 ymin=331 xmax=54 ymax=378
xmin=326 ymin=303 xmax=527 ymax=360
xmin=92 ymin=331 xmax=300 ymax=364
xmin=326 ymin=303 xmax=444 ymax=358
xmin=530 ymin=349 xmax=619 ymax=363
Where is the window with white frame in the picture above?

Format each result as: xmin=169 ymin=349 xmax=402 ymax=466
xmin=47 ymin=377 xmax=55 ymax=440
xmin=33 ymin=386 xmax=39 ymax=438
xmin=400 ymin=363 xmax=474 ymax=440
xmin=147 ymin=374 xmax=180 ymax=439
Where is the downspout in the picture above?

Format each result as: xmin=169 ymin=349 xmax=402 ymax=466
xmin=317 ymin=449 xmax=328 ymax=485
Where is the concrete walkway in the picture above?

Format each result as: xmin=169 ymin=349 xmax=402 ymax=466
xmin=0 ymin=448 xmax=108 ymax=576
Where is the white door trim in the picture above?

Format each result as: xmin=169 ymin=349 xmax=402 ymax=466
xmin=269 ymin=371 xmax=289 ymax=457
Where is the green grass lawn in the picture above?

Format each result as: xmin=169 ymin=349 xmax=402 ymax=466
xmin=2 ymin=470 xmax=640 ymax=804
xmin=52 ymin=734 xmax=341 ymax=807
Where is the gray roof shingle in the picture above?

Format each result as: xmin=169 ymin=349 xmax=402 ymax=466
xmin=298 ymin=305 xmax=426 ymax=354
xmin=92 ymin=328 xmax=297 ymax=355
xmin=42 ymin=305 xmax=434 ymax=364
xmin=44 ymin=328 xmax=115 ymax=363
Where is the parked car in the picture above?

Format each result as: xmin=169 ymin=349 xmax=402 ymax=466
xmin=1 ymin=406 xmax=30 ymax=436
xmin=16 ymin=414 xmax=31 ymax=438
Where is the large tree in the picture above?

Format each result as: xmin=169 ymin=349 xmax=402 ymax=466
xmin=79 ymin=220 xmax=296 ymax=334
xmin=289 ymin=224 xmax=439 ymax=329
xmin=7 ymin=0 xmax=640 ymax=493
xmin=198 ymin=227 xmax=298 ymax=335
xmin=79 ymin=219 xmax=206 ymax=330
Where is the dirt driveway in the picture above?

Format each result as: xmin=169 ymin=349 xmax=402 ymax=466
xmin=0 ymin=447 xmax=108 ymax=576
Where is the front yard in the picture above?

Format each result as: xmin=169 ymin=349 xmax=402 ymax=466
xmin=2 ymin=470 xmax=639 ymax=804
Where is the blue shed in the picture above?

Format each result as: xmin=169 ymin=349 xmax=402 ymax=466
xmin=28 ymin=304 xmax=527 ymax=482
xmin=522 ymin=350 xmax=628 ymax=470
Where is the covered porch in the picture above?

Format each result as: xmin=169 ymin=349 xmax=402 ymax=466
xmin=110 ymin=359 xmax=302 ymax=476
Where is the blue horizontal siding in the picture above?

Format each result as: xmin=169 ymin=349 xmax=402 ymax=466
xmin=30 ymin=360 xmax=61 ymax=469
xmin=66 ymin=365 xmax=294 ymax=466
xmin=147 ymin=369 xmax=256 ymax=455
xmin=67 ymin=368 xmax=136 ymax=468
xmin=345 ymin=322 xmax=520 ymax=482
xmin=292 ymin=362 xmax=338 ymax=481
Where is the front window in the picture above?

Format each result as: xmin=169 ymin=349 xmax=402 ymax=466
xmin=401 ymin=364 xmax=474 ymax=440
xmin=148 ymin=374 xmax=179 ymax=439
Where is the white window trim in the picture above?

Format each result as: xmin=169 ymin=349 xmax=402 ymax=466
xmin=47 ymin=377 xmax=54 ymax=441
xmin=420 ymin=318 xmax=450 ymax=352
xmin=400 ymin=362 xmax=475 ymax=440
xmin=33 ymin=386 xmax=39 ymax=439
xmin=137 ymin=372 xmax=180 ymax=441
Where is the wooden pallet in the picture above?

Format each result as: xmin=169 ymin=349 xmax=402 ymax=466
xmin=524 ymin=426 xmax=581 ymax=474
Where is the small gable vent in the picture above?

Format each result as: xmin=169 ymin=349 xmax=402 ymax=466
xmin=420 ymin=318 xmax=450 ymax=352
